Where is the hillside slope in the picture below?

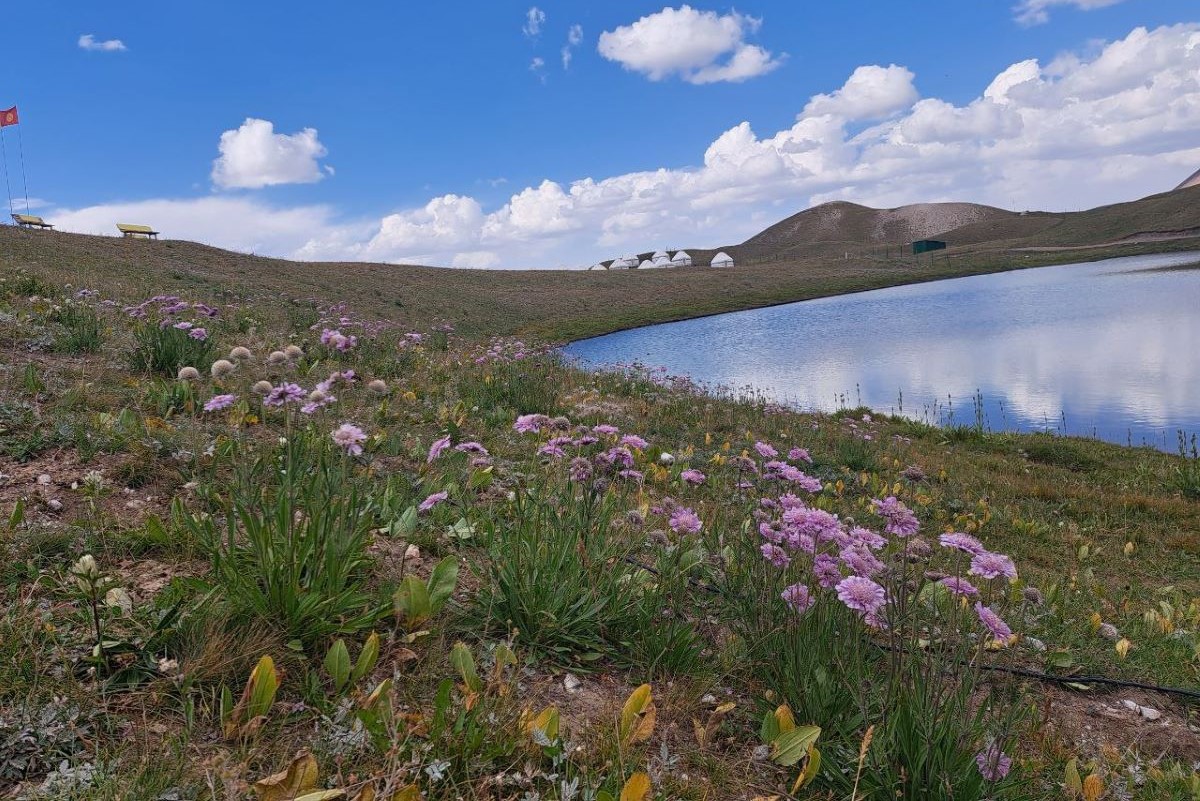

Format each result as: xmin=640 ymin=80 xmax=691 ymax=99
xmin=3 ymin=187 xmax=1198 ymax=341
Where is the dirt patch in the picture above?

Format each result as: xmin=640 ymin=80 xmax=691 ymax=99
xmin=1038 ymin=684 xmax=1200 ymax=763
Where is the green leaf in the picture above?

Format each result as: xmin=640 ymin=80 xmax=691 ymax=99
xmin=394 ymin=576 xmax=432 ymax=629
xmin=449 ymin=641 xmax=482 ymax=691
xmin=771 ymin=725 xmax=821 ymax=767
xmin=390 ymin=506 xmax=418 ymax=537
xmin=760 ymin=708 xmax=781 ymax=745
xmin=324 ymin=639 xmax=351 ymax=692
xmin=351 ymin=632 xmax=380 ymax=684
xmin=427 ymin=556 xmax=459 ymax=610
xmin=8 ymin=498 xmax=24 ymax=530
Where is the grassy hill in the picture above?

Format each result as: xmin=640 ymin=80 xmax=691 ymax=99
xmin=3 ymin=186 xmax=1199 ymax=342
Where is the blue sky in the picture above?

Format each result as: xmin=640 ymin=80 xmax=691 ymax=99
xmin=3 ymin=1 xmax=1199 ymax=267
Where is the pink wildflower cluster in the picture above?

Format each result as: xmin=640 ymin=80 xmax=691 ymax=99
xmin=515 ymin=412 xmax=652 ymax=487
xmin=870 ymin=496 xmax=920 ymax=537
xmin=123 ymin=295 xmax=218 ymax=338
xmin=320 ymin=328 xmax=358 ymax=352
xmin=473 ymin=337 xmax=552 ymax=365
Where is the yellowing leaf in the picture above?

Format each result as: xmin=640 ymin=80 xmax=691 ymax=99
xmin=619 ymin=772 xmax=651 ymax=801
xmin=1115 ymin=638 xmax=1132 ymax=659
xmin=1082 ymin=773 xmax=1104 ymax=801
xmin=254 ymin=752 xmax=319 ymax=801
xmin=390 ymin=786 xmax=423 ymax=801
xmin=774 ymin=704 xmax=796 ymax=734
xmin=294 ymin=793 xmax=346 ymax=801
xmin=791 ymin=745 xmax=822 ymax=792
xmin=619 ymin=684 xmax=656 ymax=745
xmin=771 ymin=725 xmax=821 ymax=767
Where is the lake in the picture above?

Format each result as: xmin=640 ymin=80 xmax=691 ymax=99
xmin=563 ymin=252 xmax=1200 ymax=451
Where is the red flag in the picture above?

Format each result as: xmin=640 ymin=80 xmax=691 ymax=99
xmin=0 ymin=107 xmax=17 ymax=127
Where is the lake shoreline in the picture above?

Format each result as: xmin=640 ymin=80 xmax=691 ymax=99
xmin=565 ymin=252 xmax=1200 ymax=452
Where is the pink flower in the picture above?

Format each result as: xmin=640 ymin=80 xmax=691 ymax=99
xmin=813 ymin=554 xmax=843 ymax=588
xmin=454 ymin=441 xmax=489 ymax=456
xmin=203 ymin=394 xmax=237 ymax=412
xmin=974 ymin=602 xmax=1013 ymax=642
xmin=619 ymin=434 xmax=648 ymax=450
xmin=939 ymin=532 xmax=987 ymax=556
xmin=669 ymin=507 xmax=703 ymax=534
xmin=975 ymin=743 xmax=1012 ymax=782
xmin=592 ymin=424 xmax=619 ymax=436
xmin=760 ymin=543 xmax=791 ymax=568
xmin=428 ymin=435 xmax=451 ymax=463
xmin=419 ymin=491 xmax=448 ymax=513
xmin=939 ymin=576 xmax=980 ymax=597
xmin=754 ymin=441 xmax=778 ymax=459
xmin=781 ymin=583 xmax=813 ymax=614
xmin=189 ymin=327 xmax=208 ymax=340
xmin=680 ymin=469 xmax=706 ymax=485
xmin=969 ymin=551 xmax=1017 ymax=581
xmin=264 ymin=383 xmax=306 ymax=407
xmin=835 ymin=576 xmax=886 ymax=614
xmin=788 ymin=447 xmax=812 ymax=464
xmin=871 ymin=496 xmax=920 ymax=537
xmin=331 ymin=423 xmax=367 ymax=456
xmin=514 ymin=413 xmax=549 ymax=433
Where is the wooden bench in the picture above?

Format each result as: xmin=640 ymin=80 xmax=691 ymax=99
xmin=12 ymin=213 xmax=53 ymax=229
xmin=117 ymin=223 xmax=159 ymax=240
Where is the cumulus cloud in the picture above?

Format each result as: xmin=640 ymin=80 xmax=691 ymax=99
xmin=598 ymin=5 xmax=784 ymax=84
xmin=1013 ymin=0 xmax=1125 ymax=26
xmin=523 ymin=7 xmax=546 ymax=38
xmin=211 ymin=118 xmax=330 ymax=190
xmin=78 ymin=34 xmax=126 ymax=52
xmin=48 ymin=24 xmax=1200 ymax=270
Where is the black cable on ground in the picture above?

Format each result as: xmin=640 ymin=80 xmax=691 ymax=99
xmin=623 ymin=555 xmax=1200 ymax=703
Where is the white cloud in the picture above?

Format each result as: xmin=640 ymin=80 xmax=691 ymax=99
xmin=211 ymin=118 xmax=329 ymax=190
xmin=47 ymin=24 xmax=1200 ymax=270
xmin=562 ymin=24 xmax=584 ymax=69
xmin=598 ymin=5 xmax=784 ymax=84
xmin=523 ymin=7 xmax=546 ymax=38
xmin=78 ymin=34 xmax=126 ymax=52
xmin=1013 ymin=0 xmax=1125 ymax=26
xmin=804 ymin=65 xmax=919 ymax=121
xmin=51 ymin=196 xmax=356 ymax=257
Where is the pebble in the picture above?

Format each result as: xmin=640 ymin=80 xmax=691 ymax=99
xmin=563 ymin=673 xmax=581 ymax=693
xmin=37 ymin=474 xmax=52 ymax=485
xmin=403 ymin=544 xmax=421 ymax=562
xmin=46 ymin=499 xmax=64 ymax=512
xmin=1121 ymin=699 xmax=1163 ymax=720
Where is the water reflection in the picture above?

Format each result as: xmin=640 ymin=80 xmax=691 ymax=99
xmin=564 ymin=253 xmax=1200 ymax=450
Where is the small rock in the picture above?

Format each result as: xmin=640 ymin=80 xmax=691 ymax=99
xmin=403 ymin=544 xmax=420 ymax=562
xmin=1098 ymin=623 xmax=1120 ymax=641
xmin=47 ymin=499 xmax=64 ymax=512
xmin=37 ymin=474 xmax=52 ymax=485
xmin=752 ymin=744 xmax=770 ymax=761
xmin=1121 ymin=699 xmax=1163 ymax=720
xmin=563 ymin=674 xmax=581 ymax=693
xmin=1025 ymin=636 xmax=1046 ymax=652
xmin=700 ymin=693 xmax=717 ymax=705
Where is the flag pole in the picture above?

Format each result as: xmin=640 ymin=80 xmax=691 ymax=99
xmin=16 ymin=122 xmax=29 ymax=214
xmin=0 ymin=125 xmax=12 ymax=221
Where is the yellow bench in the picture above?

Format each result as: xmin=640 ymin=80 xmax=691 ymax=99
xmin=12 ymin=213 xmax=53 ymax=229
xmin=117 ymin=223 xmax=159 ymax=240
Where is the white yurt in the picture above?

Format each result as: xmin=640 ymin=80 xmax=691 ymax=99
xmin=638 ymin=259 xmax=656 ymax=270
xmin=588 ymin=262 xmax=607 ymax=271
xmin=710 ymin=251 xmax=735 ymax=268
xmin=651 ymin=250 xmax=671 ymax=266
xmin=670 ymin=250 xmax=693 ymax=267
xmin=609 ymin=256 xmax=637 ymax=269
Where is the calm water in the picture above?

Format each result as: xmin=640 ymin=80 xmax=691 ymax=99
xmin=564 ymin=253 xmax=1200 ymax=450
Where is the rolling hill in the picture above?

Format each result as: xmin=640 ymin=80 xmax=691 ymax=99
xmin=2 ymin=186 xmax=1198 ymax=341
